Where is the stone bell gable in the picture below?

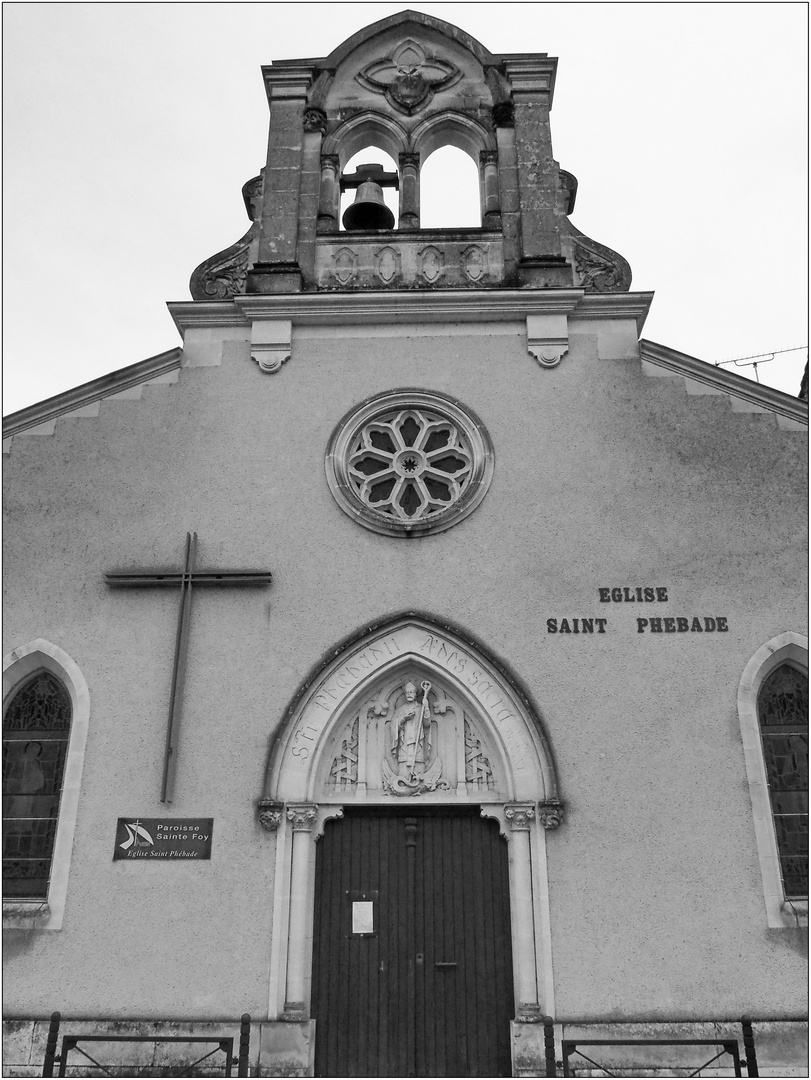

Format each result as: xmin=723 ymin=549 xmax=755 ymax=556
xmin=190 ymin=9 xmax=631 ymax=299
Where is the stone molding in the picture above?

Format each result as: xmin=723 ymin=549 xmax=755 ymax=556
xmin=171 ymin=289 xmax=655 ymax=333
xmin=3 ymin=348 xmax=183 ymax=439
xmin=640 ymin=340 xmax=809 ymax=427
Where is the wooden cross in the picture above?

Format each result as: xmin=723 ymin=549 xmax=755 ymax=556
xmin=105 ymin=532 xmax=271 ymax=803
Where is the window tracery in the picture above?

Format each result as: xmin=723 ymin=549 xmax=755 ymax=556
xmin=326 ymin=389 xmax=494 ymax=536
xmin=3 ymin=672 xmax=72 ymax=900
xmin=758 ymin=663 xmax=808 ymax=899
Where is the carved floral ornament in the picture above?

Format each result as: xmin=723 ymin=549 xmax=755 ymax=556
xmin=355 ymin=39 xmax=462 ymax=115
xmin=258 ymin=799 xmax=563 ymax=828
xmin=325 ymin=389 xmax=494 ymax=537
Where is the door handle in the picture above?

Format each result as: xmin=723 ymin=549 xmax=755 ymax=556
xmin=434 ymin=961 xmax=457 ymax=969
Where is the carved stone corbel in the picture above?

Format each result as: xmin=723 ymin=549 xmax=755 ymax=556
xmin=257 ymin=799 xmax=284 ymax=831
xmin=251 ymin=319 xmax=292 ymax=374
xmin=526 ymin=314 xmax=568 ymax=369
xmin=537 ymin=800 xmax=565 ymax=830
xmin=491 ymin=101 xmax=515 ymax=128
xmin=303 ymin=107 xmax=328 ymax=135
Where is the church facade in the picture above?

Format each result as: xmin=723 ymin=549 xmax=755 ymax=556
xmin=3 ymin=11 xmax=807 ymax=1078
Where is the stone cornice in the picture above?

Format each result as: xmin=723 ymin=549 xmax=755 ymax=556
xmin=168 ymin=289 xmax=656 ymax=334
xmin=640 ymin=339 xmax=809 ymax=425
xmin=261 ymin=62 xmax=316 ymax=101
xmin=3 ymin=347 xmax=183 ymax=437
xmin=501 ymin=57 xmax=558 ymax=102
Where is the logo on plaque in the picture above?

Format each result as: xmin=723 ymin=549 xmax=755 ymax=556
xmin=113 ymin=818 xmax=213 ymax=860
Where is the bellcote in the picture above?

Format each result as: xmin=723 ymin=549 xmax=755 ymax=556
xmin=190 ymin=9 xmax=631 ymax=300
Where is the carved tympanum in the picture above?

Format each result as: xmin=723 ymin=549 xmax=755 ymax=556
xmin=381 ymin=680 xmax=449 ymax=796
xmin=324 ymin=673 xmax=502 ymax=799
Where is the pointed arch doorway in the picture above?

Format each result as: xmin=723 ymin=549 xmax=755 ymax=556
xmin=261 ymin=616 xmax=564 ymax=1077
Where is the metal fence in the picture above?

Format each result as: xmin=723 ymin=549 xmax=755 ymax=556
xmin=42 ymin=1013 xmax=251 ymax=1078
xmin=547 ymin=1016 xmax=759 ymax=1078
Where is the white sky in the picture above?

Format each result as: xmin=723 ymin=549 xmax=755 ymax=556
xmin=3 ymin=2 xmax=808 ymax=414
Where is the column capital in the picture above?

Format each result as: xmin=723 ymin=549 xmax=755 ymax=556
xmin=286 ymin=803 xmax=318 ymax=831
xmin=504 ymin=802 xmax=536 ymax=831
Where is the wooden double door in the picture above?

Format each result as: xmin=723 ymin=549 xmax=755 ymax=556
xmin=311 ymin=807 xmax=514 ymax=1077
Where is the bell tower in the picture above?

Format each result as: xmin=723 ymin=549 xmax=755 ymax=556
xmin=190 ymin=8 xmax=631 ymax=301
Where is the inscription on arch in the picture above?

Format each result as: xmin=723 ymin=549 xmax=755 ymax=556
xmin=269 ymin=621 xmax=554 ymax=804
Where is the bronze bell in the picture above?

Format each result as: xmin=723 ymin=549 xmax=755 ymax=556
xmin=342 ymin=180 xmax=395 ymax=231
xmin=341 ymin=164 xmax=397 ymax=231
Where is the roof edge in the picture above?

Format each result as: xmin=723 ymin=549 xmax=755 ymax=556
xmin=3 ymin=347 xmax=183 ymax=437
xmin=318 ymin=9 xmax=496 ymax=71
xmin=640 ymin=339 xmax=808 ymax=425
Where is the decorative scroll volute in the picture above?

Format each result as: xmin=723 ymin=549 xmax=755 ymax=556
xmin=189 ymin=174 xmax=263 ymax=301
xmin=569 ymin=229 xmax=632 ymax=293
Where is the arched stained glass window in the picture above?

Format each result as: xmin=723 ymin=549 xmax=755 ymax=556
xmin=758 ymin=663 xmax=809 ymax=899
xmin=2 ymin=672 xmax=72 ymax=900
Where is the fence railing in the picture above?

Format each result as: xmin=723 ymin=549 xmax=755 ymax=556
xmin=39 ymin=1011 xmax=760 ymax=1078
xmin=544 ymin=1016 xmax=759 ymax=1078
xmin=42 ymin=1013 xmax=251 ymax=1078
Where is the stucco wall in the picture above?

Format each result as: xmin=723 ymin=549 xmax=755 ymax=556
xmin=2 ymin=319 xmax=807 ymax=1021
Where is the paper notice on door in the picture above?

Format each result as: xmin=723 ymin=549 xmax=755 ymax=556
xmin=352 ymin=900 xmax=374 ymax=934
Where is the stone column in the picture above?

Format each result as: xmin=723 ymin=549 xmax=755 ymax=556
xmin=505 ymin=803 xmax=541 ymax=1021
xmin=398 ymin=153 xmax=420 ymax=231
xmin=283 ymin=803 xmax=318 ymax=1018
xmin=317 ymin=154 xmax=341 ymax=235
xmin=502 ymin=58 xmax=571 ymax=288
xmin=249 ymin=64 xmax=314 ymax=294
xmin=479 ymin=150 xmax=501 ymax=229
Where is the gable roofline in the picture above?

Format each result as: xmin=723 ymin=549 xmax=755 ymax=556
xmin=639 ymin=339 xmax=808 ymax=426
xmin=316 ymin=9 xmax=497 ymax=72
xmin=2 ymin=347 xmax=182 ymax=438
xmin=3 ymin=333 xmax=805 ymax=440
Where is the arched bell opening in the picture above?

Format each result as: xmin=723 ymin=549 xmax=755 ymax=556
xmin=318 ymin=114 xmax=408 ymax=235
xmin=412 ymin=111 xmax=500 ymax=230
xmin=420 ymin=146 xmax=482 ymax=229
xmin=261 ymin=616 xmax=562 ymax=1033
xmin=339 ymin=148 xmax=400 ymax=231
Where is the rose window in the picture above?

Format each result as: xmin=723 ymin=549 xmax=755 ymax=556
xmin=326 ymin=390 xmax=494 ymax=536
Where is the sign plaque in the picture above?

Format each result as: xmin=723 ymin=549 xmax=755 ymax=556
xmin=113 ymin=818 xmax=213 ymax=861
